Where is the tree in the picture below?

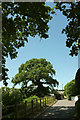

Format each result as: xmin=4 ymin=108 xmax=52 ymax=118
xmin=12 ymin=58 xmax=59 ymax=97
xmin=75 ymin=68 xmax=80 ymax=95
xmin=2 ymin=2 xmax=54 ymax=85
xmin=56 ymin=2 xmax=80 ymax=56
xmin=64 ymin=79 xmax=77 ymax=100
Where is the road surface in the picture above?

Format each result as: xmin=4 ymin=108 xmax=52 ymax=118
xmin=35 ymin=99 xmax=75 ymax=120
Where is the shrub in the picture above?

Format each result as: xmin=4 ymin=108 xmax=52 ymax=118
xmin=2 ymin=87 xmax=23 ymax=106
xmin=64 ymin=80 xmax=77 ymax=100
xmin=67 ymin=94 xmax=71 ymax=100
xmin=2 ymin=87 xmax=24 ymax=116
xmin=54 ymin=93 xmax=61 ymax=100
xmin=23 ymin=95 xmax=39 ymax=103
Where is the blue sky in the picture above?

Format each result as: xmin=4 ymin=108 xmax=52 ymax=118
xmin=1 ymin=2 xmax=78 ymax=89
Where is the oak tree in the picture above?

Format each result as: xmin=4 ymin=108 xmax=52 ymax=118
xmin=12 ymin=58 xmax=59 ymax=97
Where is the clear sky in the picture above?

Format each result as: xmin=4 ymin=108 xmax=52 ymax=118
xmin=0 ymin=2 xmax=78 ymax=89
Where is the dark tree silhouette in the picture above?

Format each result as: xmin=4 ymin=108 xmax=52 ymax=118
xmin=56 ymin=2 xmax=80 ymax=56
xmin=2 ymin=2 xmax=54 ymax=85
xmin=75 ymin=68 xmax=80 ymax=95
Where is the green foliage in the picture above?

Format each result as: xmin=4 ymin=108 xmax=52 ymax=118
xmin=12 ymin=58 xmax=59 ymax=97
xmin=23 ymin=95 xmax=39 ymax=103
xmin=2 ymin=87 xmax=24 ymax=116
xmin=34 ymin=86 xmax=50 ymax=97
xmin=2 ymin=87 xmax=23 ymax=106
xmin=75 ymin=99 xmax=80 ymax=119
xmin=56 ymin=2 xmax=80 ymax=56
xmin=53 ymin=90 xmax=61 ymax=100
xmin=55 ymin=93 xmax=61 ymax=100
xmin=2 ymin=2 xmax=54 ymax=86
xmin=75 ymin=68 xmax=80 ymax=95
xmin=64 ymin=79 xmax=77 ymax=100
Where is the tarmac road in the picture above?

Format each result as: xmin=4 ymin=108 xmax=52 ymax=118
xmin=35 ymin=99 xmax=76 ymax=120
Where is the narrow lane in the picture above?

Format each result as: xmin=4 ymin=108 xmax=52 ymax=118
xmin=36 ymin=99 xmax=75 ymax=119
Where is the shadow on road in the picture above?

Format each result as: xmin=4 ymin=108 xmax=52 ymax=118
xmin=34 ymin=105 xmax=76 ymax=120
xmin=41 ymin=106 xmax=75 ymax=117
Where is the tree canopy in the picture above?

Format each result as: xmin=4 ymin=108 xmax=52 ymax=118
xmin=64 ymin=79 xmax=77 ymax=100
xmin=12 ymin=58 xmax=59 ymax=97
xmin=56 ymin=2 xmax=80 ymax=56
xmin=2 ymin=2 xmax=54 ymax=85
xmin=2 ymin=2 xmax=80 ymax=86
xmin=2 ymin=2 xmax=53 ymax=59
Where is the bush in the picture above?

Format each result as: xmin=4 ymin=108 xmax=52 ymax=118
xmin=54 ymin=93 xmax=61 ymax=100
xmin=75 ymin=99 xmax=80 ymax=119
xmin=64 ymin=80 xmax=77 ymax=100
xmin=51 ymin=89 xmax=61 ymax=100
xmin=67 ymin=94 xmax=71 ymax=100
xmin=2 ymin=87 xmax=23 ymax=106
xmin=2 ymin=87 xmax=23 ymax=115
xmin=2 ymin=87 xmax=23 ymax=116
xmin=23 ymin=95 xmax=39 ymax=103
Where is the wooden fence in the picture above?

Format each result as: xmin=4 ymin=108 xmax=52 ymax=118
xmin=2 ymin=96 xmax=55 ymax=119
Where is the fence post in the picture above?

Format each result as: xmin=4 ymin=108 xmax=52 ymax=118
xmin=53 ymin=96 xmax=54 ymax=100
xmin=52 ymin=97 xmax=53 ymax=101
xmin=25 ymin=101 xmax=27 ymax=117
xmin=43 ymin=98 xmax=44 ymax=107
xmin=31 ymin=100 xmax=33 ymax=113
xmin=36 ymin=99 xmax=38 ymax=110
xmin=47 ymin=97 xmax=48 ymax=103
xmin=45 ymin=98 xmax=46 ymax=107
xmin=15 ymin=103 xmax=18 ymax=119
xmin=40 ymin=98 xmax=41 ymax=110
